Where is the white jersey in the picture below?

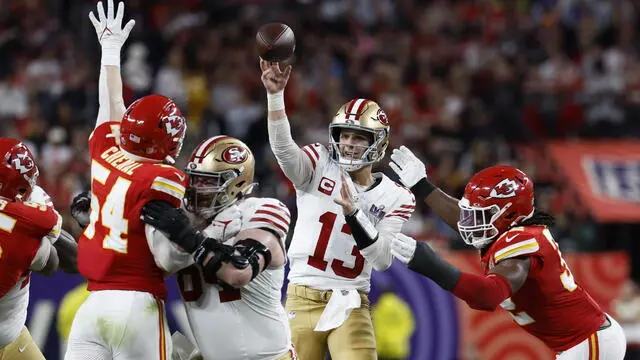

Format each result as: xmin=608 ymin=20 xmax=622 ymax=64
xmin=286 ymin=143 xmax=415 ymax=293
xmin=176 ymin=197 xmax=292 ymax=360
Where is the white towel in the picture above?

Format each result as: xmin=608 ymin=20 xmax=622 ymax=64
xmin=314 ymin=289 xmax=361 ymax=332
xmin=171 ymin=331 xmax=202 ymax=360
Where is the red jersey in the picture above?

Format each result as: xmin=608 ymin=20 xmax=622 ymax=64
xmin=0 ymin=199 xmax=61 ymax=297
xmin=481 ymin=225 xmax=605 ymax=352
xmin=78 ymin=122 xmax=187 ymax=299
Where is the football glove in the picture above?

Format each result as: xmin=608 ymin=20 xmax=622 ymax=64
xmin=71 ymin=191 xmax=91 ymax=228
xmin=141 ymin=200 xmax=203 ymax=253
xmin=389 ymin=146 xmax=428 ymax=188
xmin=88 ymin=0 xmax=135 ymax=65
xmin=391 ymin=233 xmax=418 ymax=265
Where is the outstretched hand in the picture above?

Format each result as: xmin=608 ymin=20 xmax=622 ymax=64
xmin=89 ymin=0 xmax=135 ymax=51
xmin=259 ymin=59 xmax=292 ymax=94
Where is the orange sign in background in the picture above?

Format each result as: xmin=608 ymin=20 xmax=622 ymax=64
xmin=547 ymin=141 xmax=640 ymax=222
xmin=445 ymin=251 xmax=629 ymax=360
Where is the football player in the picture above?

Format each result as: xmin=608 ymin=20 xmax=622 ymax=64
xmin=65 ymin=2 xmax=189 ymax=359
xmin=388 ymin=146 xmax=627 ymax=359
xmin=141 ymin=136 xmax=297 ymax=360
xmin=260 ymin=60 xmax=415 ymax=360
xmin=0 ymin=138 xmax=63 ymax=359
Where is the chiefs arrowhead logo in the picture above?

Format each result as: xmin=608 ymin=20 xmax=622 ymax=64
xmin=164 ymin=115 xmax=185 ymax=137
xmin=489 ymin=179 xmax=518 ymax=199
xmin=222 ymin=145 xmax=248 ymax=164
xmin=11 ymin=151 xmax=35 ymax=175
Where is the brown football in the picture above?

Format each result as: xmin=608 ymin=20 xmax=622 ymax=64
xmin=256 ymin=23 xmax=296 ymax=62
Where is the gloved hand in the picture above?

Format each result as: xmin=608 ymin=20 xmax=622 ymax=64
xmin=192 ymin=238 xmax=234 ymax=276
xmin=141 ymin=200 xmax=202 ymax=253
xmin=391 ymin=233 xmax=418 ymax=265
xmin=389 ymin=146 xmax=428 ymax=188
xmin=89 ymin=0 xmax=135 ymax=66
xmin=71 ymin=191 xmax=91 ymax=228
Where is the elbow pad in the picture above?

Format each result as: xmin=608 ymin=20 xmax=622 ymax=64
xmin=231 ymin=239 xmax=272 ymax=280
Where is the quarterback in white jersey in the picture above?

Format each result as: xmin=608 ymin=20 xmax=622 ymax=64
xmin=261 ymin=60 xmax=415 ymax=360
xmin=142 ymin=136 xmax=296 ymax=360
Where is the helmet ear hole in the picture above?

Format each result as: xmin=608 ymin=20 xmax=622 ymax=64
xmin=504 ymin=211 xmax=516 ymax=220
xmin=236 ymin=180 xmax=246 ymax=188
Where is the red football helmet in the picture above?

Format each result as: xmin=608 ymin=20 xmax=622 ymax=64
xmin=457 ymin=165 xmax=535 ymax=248
xmin=119 ymin=94 xmax=187 ymax=164
xmin=0 ymin=138 xmax=39 ymax=201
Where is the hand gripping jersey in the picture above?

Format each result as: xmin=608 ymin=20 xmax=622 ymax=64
xmin=287 ymin=144 xmax=415 ymax=293
xmin=481 ymin=225 xmax=606 ymax=352
xmin=176 ymin=197 xmax=292 ymax=360
xmin=78 ymin=122 xmax=187 ymax=299
xmin=0 ymin=199 xmax=61 ymax=347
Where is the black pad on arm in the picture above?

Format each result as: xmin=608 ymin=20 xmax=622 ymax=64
xmin=232 ymin=238 xmax=272 ymax=280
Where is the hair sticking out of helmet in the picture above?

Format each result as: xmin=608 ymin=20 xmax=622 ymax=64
xmin=328 ymin=98 xmax=390 ymax=172
xmin=118 ymin=94 xmax=187 ymax=164
xmin=184 ymin=136 xmax=256 ymax=219
xmin=457 ymin=165 xmax=535 ymax=249
xmin=0 ymin=138 xmax=39 ymax=201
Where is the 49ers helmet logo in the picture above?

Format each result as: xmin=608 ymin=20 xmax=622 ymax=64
xmin=489 ymin=179 xmax=518 ymax=198
xmin=222 ymin=145 xmax=248 ymax=164
xmin=377 ymin=108 xmax=389 ymax=125
xmin=10 ymin=151 xmax=35 ymax=175
xmin=164 ymin=115 xmax=185 ymax=137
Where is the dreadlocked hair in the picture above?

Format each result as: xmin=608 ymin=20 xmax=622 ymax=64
xmin=518 ymin=211 xmax=556 ymax=227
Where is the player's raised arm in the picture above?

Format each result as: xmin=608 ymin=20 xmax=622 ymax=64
xmin=389 ymin=146 xmax=460 ymax=229
xmin=89 ymin=0 xmax=135 ymax=127
xmin=260 ymin=59 xmax=315 ymax=187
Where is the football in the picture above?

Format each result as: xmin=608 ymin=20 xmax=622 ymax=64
xmin=256 ymin=23 xmax=296 ymax=62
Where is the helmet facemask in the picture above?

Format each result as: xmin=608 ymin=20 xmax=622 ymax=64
xmin=457 ymin=197 xmax=507 ymax=249
xmin=185 ymin=169 xmax=239 ymax=219
xmin=328 ymin=125 xmax=387 ymax=172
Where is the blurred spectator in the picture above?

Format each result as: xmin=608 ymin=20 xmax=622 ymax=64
xmin=0 ymin=0 xmax=635 ymax=256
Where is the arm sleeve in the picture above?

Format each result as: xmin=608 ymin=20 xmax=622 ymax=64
xmin=243 ymin=198 xmax=291 ymax=248
xmin=360 ymin=191 xmax=416 ymax=271
xmin=267 ymin=119 xmax=317 ymax=187
xmin=30 ymin=237 xmax=53 ymax=272
xmin=451 ymin=272 xmax=512 ymax=311
xmin=145 ymin=224 xmax=194 ymax=273
xmin=95 ymin=65 xmax=110 ymax=128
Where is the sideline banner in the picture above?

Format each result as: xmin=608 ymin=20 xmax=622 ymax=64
xmin=26 ymin=252 xmax=627 ymax=360
xmin=547 ymin=141 xmax=640 ymax=222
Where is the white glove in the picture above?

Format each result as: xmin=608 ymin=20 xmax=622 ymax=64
xmin=391 ymin=233 xmax=418 ymax=265
xmin=389 ymin=146 xmax=427 ymax=188
xmin=203 ymin=205 xmax=243 ymax=242
xmin=89 ymin=0 xmax=135 ymax=66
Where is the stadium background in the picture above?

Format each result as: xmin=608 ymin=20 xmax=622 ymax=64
xmin=1 ymin=0 xmax=639 ymax=359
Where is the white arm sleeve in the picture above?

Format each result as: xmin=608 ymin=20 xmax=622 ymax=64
xmin=96 ymin=65 xmax=110 ymax=128
xmin=145 ymin=224 xmax=194 ymax=273
xmin=360 ymin=216 xmax=406 ymax=271
xmin=267 ymin=119 xmax=315 ymax=187
xmin=30 ymin=238 xmax=53 ymax=272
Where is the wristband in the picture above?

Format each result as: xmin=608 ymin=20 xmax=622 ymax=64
xmin=411 ymin=177 xmax=437 ymax=199
xmin=267 ymin=91 xmax=285 ymax=111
